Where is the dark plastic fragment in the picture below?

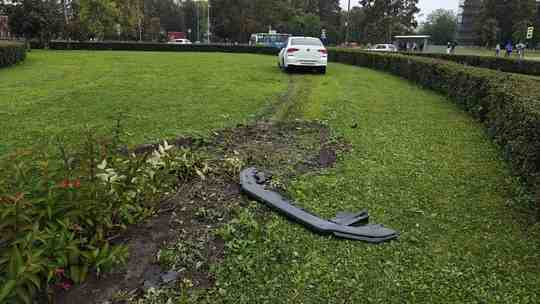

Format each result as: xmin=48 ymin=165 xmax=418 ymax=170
xmin=330 ymin=210 xmax=369 ymax=226
xmin=240 ymin=167 xmax=399 ymax=243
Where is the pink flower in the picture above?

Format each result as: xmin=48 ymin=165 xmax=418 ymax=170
xmin=59 ymin=282 xmax=72 ymax=290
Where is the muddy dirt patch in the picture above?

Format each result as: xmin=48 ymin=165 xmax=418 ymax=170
xmin=54 ymin=121 xmax=349 ymax=304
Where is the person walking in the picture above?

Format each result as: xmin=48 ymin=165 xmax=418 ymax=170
xmin=446 ymin=41 xmax=452 ymax=54
xmin=495 ymin=43 xmax=501 ymax=57
xmin=516 ymin=42 xmax=526 ymax=59
xmin=505 ymin=42 xmax=513 ymax=57
xmin=450 ymin=41 xmax=458 ymax=54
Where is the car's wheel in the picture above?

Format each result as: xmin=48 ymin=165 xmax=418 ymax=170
xmin=283 ymin=60 xmax=291 ymax=73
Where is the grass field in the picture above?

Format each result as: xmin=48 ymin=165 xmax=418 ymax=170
xmin=0 ymin=51 xmax=287 ymax=154
xmin=214 ymin=64 xmax=540 ymax=303
xmin=2 ymin=51 xmax=539 ymax=303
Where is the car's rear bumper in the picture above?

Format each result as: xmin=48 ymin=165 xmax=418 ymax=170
xmin=285 ymin=57 xmax=327 ymax=67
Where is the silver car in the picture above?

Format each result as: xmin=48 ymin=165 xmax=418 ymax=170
xmin=367 ymin=44 xmax=398 ymax=52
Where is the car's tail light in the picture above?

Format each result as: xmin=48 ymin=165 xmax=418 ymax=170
xmin=318 ymin=49 xmax=328 ymax=54
xmin=287 ymin=48 xmax=299 ymax=54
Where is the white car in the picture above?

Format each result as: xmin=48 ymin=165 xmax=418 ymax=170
xmin=367 ymin=44 xmax=397 ymax=52
xmin=278 ymin=37 xmax=328 ymax=74
xmin=168 ymin=39 xmax=192 ymax=45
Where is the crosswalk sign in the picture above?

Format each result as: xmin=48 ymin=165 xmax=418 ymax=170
xmin=527 ymin=27 xmax=534 ymax=39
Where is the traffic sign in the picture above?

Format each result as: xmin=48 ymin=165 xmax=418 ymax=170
xmin=527 ymin=26 xmax=534 ymax=39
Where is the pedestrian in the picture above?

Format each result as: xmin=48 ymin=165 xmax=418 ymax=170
xmin=450 ymin=41 xmax=458 ymax=54
xmin=516 ymin=42 xmax=526 ymax=59
xmin=505 ymin=42 xmax=513 ymax=57
xmin=446 ymin=41 xmax=451 ymax=54
xmin=495 ymin=43 xmax=501 ymax=57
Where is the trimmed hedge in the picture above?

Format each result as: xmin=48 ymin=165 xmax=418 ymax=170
xmin=49 ymin=41 xmax=280 ymax=55
xmin=329 ymin=49 xmax=540 ymax=188
xmin=0 ymin=42 xmax=26 ymax=68
xmin=401 ymin=52 xmax=540 ymax=77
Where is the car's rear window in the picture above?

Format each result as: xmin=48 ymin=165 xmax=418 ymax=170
xmin=291 ymin=38 xmax=323 ymax=46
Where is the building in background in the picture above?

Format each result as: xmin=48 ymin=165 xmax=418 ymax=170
xmin=457 ymin=0 xmax=482 ymax=45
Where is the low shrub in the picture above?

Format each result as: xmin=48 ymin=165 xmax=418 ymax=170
xmin=0 ymin=127 xmax=209 ymax=303
xmin=401 ymin=52 xmax=540 ymax=77
xmin=49 ymin=41 xmax=280 ymax=55
xmin=0 ymin=42 xmax=26 ymax=68
xmin=328 ymin=49 xmax=540 ymax=189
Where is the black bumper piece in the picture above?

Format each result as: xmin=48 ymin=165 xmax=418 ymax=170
xmin=240 ymin=167 xmax=399 ymax=244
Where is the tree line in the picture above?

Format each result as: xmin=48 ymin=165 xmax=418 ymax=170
xmin=474 ymin=0 xmax=540 ymax=46
xmin=0 ymin=0 xmax=420 ymax=45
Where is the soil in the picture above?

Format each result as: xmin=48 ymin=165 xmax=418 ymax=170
xmin=54 ymin=121 xmax=349 ymax=304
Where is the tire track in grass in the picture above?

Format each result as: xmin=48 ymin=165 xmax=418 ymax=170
xmin=267 ymin=73 xmax=316 ymax=122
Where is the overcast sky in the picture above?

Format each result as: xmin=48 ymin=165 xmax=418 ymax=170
xmin=340 ymin=0 xmax=459 ymax=21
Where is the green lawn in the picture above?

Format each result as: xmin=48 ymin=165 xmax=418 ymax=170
xmin=213 ymin=64 xmax=540 ymax=303
xmin=0 ymin=51 xmax=287 ymax=154
xmin=2 ymin=51 xmax=539 ymax=303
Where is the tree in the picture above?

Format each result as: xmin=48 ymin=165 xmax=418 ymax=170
xmin=210 ymin=0 xmax=342 ymax=43
xmin=475 ymin=0 xmax=537 ymax=45
xmin=420 ymin=9 xmax=457 ymax=45
xmin=114 ymin=0 xmax=142 ymax=40
xmin=348 ymin=7 xmax=367 ymax=43
xmin=6 ymin=0 xmax=64 ymax=45
xmin=359 ymin=0 xmax=420 ymax=43
xmin=510 ymin=0 xmax=537 ymax=43
xmin=477 ymin=17 xmax=500 ymax=46
xmin=79 ymin=0 xmax=118 ymax=39
xmin=144 ymin=0 xmax=184 ymax=33
xmin=288 ymin=13 xmax=321 ymax=37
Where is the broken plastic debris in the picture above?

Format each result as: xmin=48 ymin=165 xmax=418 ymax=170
xmin=240 ymin=167 xmax=399 ymax=243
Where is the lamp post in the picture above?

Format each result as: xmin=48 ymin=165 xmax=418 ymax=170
xmin=345 ymin=0 xmax=351 ymax=45
xmin=207 ymin=0 xmax=211 ymax=43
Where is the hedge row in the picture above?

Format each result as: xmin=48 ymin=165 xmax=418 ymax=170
xmin=49 ymin=41 xmax=280 ymax=55
xmin=0 ymin=42 xmax=26 ymax=68
xmin=329 ymin=49 xmax=540 ymax=188
xmin=401 ymin=51 xmax=540 ymax=77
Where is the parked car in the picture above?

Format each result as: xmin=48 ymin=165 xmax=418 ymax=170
xmin=278 ymin=37 xmax=328 ymax=74
xmin=168 ymin=39 xmax=192 ymax=45
xmin=367 ymin=44 xmax=397 ymax=52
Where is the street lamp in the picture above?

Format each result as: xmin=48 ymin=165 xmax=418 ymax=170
xmin=207 ymin=0 xmax=211 ymax=43
xmin=345 ymin=0 xmax=351 ymax=45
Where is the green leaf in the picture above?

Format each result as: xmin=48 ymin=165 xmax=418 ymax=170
xmin=22 ymin=273 xmax=41 ymax=289
xmin=0 ymin=280 xmax=17 ymax=302
xmin=15 ymin=286 xmax=31 ymax=304
xmin=8 ymin=246 xmax=23 ymax=278
xmin=70 ymin=265 xmax=81 ymax=284
xmin=80 ymin=264 xmax=89 ymax=282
